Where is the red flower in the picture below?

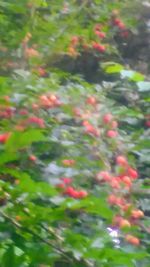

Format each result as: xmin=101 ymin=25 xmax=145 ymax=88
xmin=27 ymin=116 xmax=45 ymax=128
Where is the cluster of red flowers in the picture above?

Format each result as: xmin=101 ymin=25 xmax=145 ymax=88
xmin=82 ymin=120 xmax=100 ymax=137
xmin=92 ymin=24 xmax=106 ymax=53
xmin=15 ymin=94 xmax=61 ymax=131
xmin=0 ymin=105 xmax=14 ymax=119
xmin=103 ymin=113 xmax=118 ymax=138
xmin=68 ymin=22 xmax=107 ymax=57
xmin=92 ymin=42 xmax=106 ymax=53
xmin=27 ymin=116 xmax=45 ymax=128
xmin=68 ymin=9 xmax=130 ymax=57
xmin=39 ymin=94 xmax=61 ymax=109
xmin=111 ymin=10 xmax=129 ymax=38
xmin=71 ymin=95 xmax=143 ymax=246
xmin=68 ymin=36 xmax=80 ymax=57
xmin=94 ymin=24 xmax=106 ymax=39
xmin=96 ymin=156 xmax=138 ymax=192
xmin=64 ymin=186 xmax=88 ymax=199
xmin=81 ymin=98 xmax=118 ymax=139
xmin=112 ymin=17 xmax=126 ymax=30
xmin=57 ymin=175 xmax=88 ymax=199
xmin=96 ymin=155 xmax=142 ymax=246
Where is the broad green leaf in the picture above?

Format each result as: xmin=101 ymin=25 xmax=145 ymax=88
xmin=0 ymin=152 xmax=19 ymax=166
xmin=104 ymin=63 xmax=124 ymax=73
xmin=5 ymin=129 xmax=46 ymax=151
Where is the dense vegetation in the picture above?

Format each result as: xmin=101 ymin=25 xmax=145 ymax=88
xmin=0 ymin=1 xmax=150 ymax=266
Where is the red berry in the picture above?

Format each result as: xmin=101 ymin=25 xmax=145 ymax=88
xmin=0 ymin=132 xmax=11 ymax=143
xmin=111 ymin=120 xmax=118 ymax=129
xmin=28 ymin=116 xmax=45 ymax=128
xmin=94 ymin=24 xmax=101 ymax=31
xmin=71 ymin=36 xmax=79 ymax=46
xmin=107 ymin=130 xmax=118 ymax=138
xmin=103 ymin=113 xmax=113 ymax=124
xmin=116 ymin=156 xmax=128 ymax=166
xmin=38 ymin=67 xmax=47 ymax=77
xmin=77 ymin=190 xmax=88 ymax=198
xmin=86 ymin=96 xmax=97 ymax=105
xmin=19 ymin=109 xmax=28 ymax=115
xmin=122 ymin=176 xmax=132 ymax=188
xmin=108 ymin=194 xmax=117 ymax=205
xmin=97 ymin=44 xmax=106 ymax=52
xmin=118 ymin=21 xmax=126 ymax=30
xmin=61 ymin=177 xmax=72 ymax=184
xmin=95 ymin=31 xmax=106 ymax=38
xmin=131 ymin=209 xmax=144 ymax=219
xmin=120 ymin=30 xmax=129 ymax=38
xmin=125 ymin=235 xmax=140 ymax=246
xmin=127 ymin=167 xmax=138 ymax=180
xmin=110 ymin=178 xmax=120 ymax=189
xmin=83 ymin=121 xmax=100 ymax=137
xmin=29 ymin=155 xmax=37 ymax=162
xmin=119 ymin=219 xmax=131 ymax=228
xmin=96 ymin=171 xmax=111 ymax=182
xmin=92 ymin=42 xmax=106 ymax=53
xmin=56 ymin=183 xmax=65 ymax=189
xmin=113 ymin=18 xmax=122 ymax=26
xmin=64 ymin=186 xmax=75 ymax=195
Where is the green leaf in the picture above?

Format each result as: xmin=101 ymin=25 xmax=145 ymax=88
xmin=16 ymin=176 xmax=57 ymax=198
xmin=104 ymin=63 xmax=124 ymax=73
xmin=2 ymin=245 xmax=15 ymax=267
xmin=5 ymin=129 xmax=46 ymax=151
xmin=0 ymin=152 xmax=19 ymax=166
xmin=131 ymin=72 xmax=144 ymax=82
xmin=121 ymin=70 xmax=144 ymax=81
xmin=133 ymin=139 xmax=150 ymax=150
xmin=66 ymin=196 xmax=113 ymax=219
